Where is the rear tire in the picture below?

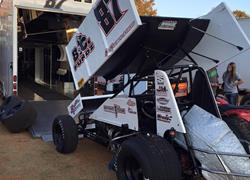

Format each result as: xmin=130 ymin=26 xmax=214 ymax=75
xmin=240 ymin=94 xmax=250 ymax=105
xmin=52 ymin=115 xmax=78 ymax=154
xmin=223 ymin=116 xmax=250 ymax=141
xmin=116 ymin=135 xmax=182 ymax=180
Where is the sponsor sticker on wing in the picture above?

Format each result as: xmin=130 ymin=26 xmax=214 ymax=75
xmin=127 ymin=99 xmax=136 ymax=106
xmin=158 ymin=20 xmax=177 ymax=31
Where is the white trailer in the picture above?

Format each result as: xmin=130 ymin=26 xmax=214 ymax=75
xmin=216 ymin=18 xmax=250 ymax=89
xmin=237 ymin=19 xmax=250 ymax=89
xmin=0 ymin=0 xmax=95 ymax=99
xmin=0 ymin=0 xmax=97 ymax=139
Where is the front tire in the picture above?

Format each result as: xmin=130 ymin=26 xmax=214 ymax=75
xmin=116 ymin=135 xmax=182 ymax=180
xmin=52 ymin=115 xmax=78 ymax=154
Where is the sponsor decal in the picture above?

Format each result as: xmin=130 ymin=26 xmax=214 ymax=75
xmin=156 ymin=86 xmax=168 ymax=96
xmin=158 ymin=20 xmax=177 ymax=31
xmin=156 ymin=97 xmax=169 ymax=105
xmin=128 ymin=107 xmax=137 ymax=114
xmin=94 ymin=0 xmax=128 ymax=36
xmin=72 ymin=33 xmax=95 ymax=71
xmin=44 ymin=0 xmax=66 ymax=9
xmin=104 ymin=104 xmax=126 ymax=117
xmin=68 ymin=94 xmax=83 ymax=118
xmin=156 ymin=75 xmax=164 ymax=85
xmin=106 ymin=21 xmax=135 ymax=56
xmin=127 ymin=99 xmax=136 ymax=107
xmin=70 ymin=99 xmax=81 ymax=116
xmin=78 ymin=78 xmax=85 ymax=89
xmin=157 ymin=106 xmax=171 ymax=113
xmin=157 ymin=113 xmax=172 ymax=123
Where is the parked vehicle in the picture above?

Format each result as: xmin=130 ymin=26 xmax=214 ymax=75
xmin=216 ymin=95 xmax=250 ymax=143
xmin=239 ymin=89 xmax=250 ymax=105
xmin=52 ymin=1 xmax=250 ymax=179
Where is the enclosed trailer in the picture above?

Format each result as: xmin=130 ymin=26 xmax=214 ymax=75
xmin=0 ymin=0 xmax=96 ymax=139
xmin=216 ymin=18 xmax=250 ymax=89
xmin=0 ymin=0 xmax=95 ymax=100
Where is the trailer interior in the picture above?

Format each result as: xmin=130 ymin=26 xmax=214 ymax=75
xmin=17 ymin=9 xmax=84 ymax=100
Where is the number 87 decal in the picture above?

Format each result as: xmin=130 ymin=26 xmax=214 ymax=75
xmin=94 ymin=0 xmax=128 ymax=36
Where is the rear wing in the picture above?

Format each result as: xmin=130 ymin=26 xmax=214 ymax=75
xmin=66 ymin=0 xmax=142 ymax=90
xmin=66 ymin=1 xmax=250 ymax=91
xmin=180 ymin=3 xmax=250 ymax=70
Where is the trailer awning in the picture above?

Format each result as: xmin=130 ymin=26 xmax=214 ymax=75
xmin=96 ymin=16 xmax=210 ymax=79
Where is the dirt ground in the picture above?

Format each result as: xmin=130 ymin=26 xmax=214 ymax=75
xmin=0 ymin=123 xmax=116 ymax=180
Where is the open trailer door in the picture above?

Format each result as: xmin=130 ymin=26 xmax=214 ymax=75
xmin=66 ymin=0 xmax=142 ymax=90
xmin=14 ymin=0 xmax=96 ymax=100
xmin=0 ymin=0 xmax=13 ymax=97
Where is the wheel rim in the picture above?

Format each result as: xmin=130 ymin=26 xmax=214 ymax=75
xmin=124 ymin=156 xmax=149 ymax=180
xmin=53 ymin=124 xmax=64 ymax=150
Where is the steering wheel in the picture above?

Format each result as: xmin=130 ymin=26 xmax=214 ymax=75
xmin=141 ymin=100 xmax=155 ymax=119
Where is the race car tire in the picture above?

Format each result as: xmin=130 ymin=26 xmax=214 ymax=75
xmin=240 ymin=94 xmax=250 ymax=106
xmin=52 ymin=115 xmax=78 ymax=154
xmin=1 ymin=98 xmax=36 ymax=133
xmin=223 ymin=116 xmax=250 ymax=142
xmin=0 ymin=96 xmax=22 ymax=121
xmin=116 ymin=135 xmax=182 ymax=180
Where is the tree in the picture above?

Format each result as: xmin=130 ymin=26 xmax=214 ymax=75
xmin=233 ymin=10 xmax=250 ymax=18
xmin=135 ymin=0 xmax=157 ymax=16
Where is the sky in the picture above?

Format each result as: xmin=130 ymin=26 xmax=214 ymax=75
xmin=154 ymin=0 xmax=250 ymax=18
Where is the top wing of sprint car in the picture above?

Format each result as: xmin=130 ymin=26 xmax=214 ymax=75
xmin=66 ymin=1 xmax=250 ymax=90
